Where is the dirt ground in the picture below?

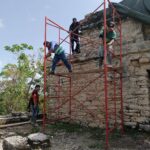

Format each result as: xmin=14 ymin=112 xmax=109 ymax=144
xmin=0 ymin=122 xmax=150 ymax=150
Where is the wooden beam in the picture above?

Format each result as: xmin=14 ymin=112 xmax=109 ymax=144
xmin=0 ymin=120 xmax=42 ymax=129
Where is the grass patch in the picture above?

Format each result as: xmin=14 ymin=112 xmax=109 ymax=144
xmin=47 ymin=121 xmax=106 ymax=136
xmin=47 ymin=122 xmax=85 ymax=133
xmin=31 ymin=126 xmax=40 ymax=133
xmin=88 ymin=127 xmax=105 ymax=140
xmin=124 ymin=126 xmax=148 ymax=140
xmin=46 ymin=121 xmax=106 ymax=140
xmin=46 ymin=122 xmax=149 ymax=143
xmin=109 ymin=129 xmax=122 ymax=140
xmin=88 ymin=142 xmax=104 ymax=149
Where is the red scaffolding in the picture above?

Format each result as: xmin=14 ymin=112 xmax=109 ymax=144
xmin=43 ymin=0 xmax=124 ymax=148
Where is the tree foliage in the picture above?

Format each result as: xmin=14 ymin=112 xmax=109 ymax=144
xmin=0 ymin=44 xmax=44 ymax=114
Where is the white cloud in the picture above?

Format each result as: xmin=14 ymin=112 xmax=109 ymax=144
xmin=0 ymin=19 xmax=4 ymax=28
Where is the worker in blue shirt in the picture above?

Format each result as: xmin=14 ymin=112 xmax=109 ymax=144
xmin=44 ymin=41 xmax=72 ymax=74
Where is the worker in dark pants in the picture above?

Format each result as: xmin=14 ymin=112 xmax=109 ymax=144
xmin=69 ymin=18 xmax=80 ymax=54
xmin=29 ymin=85 xmax=40 ymax=126
xmin=44 ymin=41 xmax=72 ymax=74
xmin=98 ymin=21 xmax=116 ymax=67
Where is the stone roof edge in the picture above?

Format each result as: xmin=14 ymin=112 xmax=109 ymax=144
xmin=80 ymin=2 xmax=150 ymax=31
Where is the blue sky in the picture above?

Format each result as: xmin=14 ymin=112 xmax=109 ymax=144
xmin=0 ymin=0 xmax=121 ymax=71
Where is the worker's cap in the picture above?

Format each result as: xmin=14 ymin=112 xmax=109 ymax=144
xmin=43 ymin=41 xmax=51 ymax=47
xmin=108 ymin=21 xmax=115 ymax=27
xmin=73 ymin=18 xmax=77 ymax=21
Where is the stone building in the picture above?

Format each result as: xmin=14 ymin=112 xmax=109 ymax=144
xmin=46 ymin=0 xmax=150 ymax=131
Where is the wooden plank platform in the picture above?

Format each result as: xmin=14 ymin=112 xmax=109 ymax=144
xmin=0 ymin=120 xmax=42 ymax=129
xmin=48 ymin=67 xmax=122 ymax=76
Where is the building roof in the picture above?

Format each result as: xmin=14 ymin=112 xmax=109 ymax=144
xmin=113 ymin=0 xmax=150 ymax=24
xmin=81 ymin=0 xmax=150 ymax=30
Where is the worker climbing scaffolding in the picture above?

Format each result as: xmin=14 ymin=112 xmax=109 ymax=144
xmin=44 ymin=41 xmax=72 ymax=74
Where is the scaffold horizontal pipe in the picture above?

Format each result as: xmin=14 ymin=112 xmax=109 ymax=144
xmin=48 ymin=99 xmax=70 ymax=112
xmin=47 ymin=17 xmax=102 ymax=46
xmin=46 ymin=23 xmax=65 ymax=31
xmin=46 ymin=17 xmax=67 ymax=32
xmin=48 ymin=2 xmax=104 ymax=47
xmin=48 ymin=73 xmax=71 ymax=78
xmin=47 ymin=95 xmax=72 ymax=99
xmin=60 ymin=38 xmax=70 ymax=45
xmin=72 ymin=97 xmax=103 ymax=122
xmin=93 ymin=2 xmax=104 ymax=13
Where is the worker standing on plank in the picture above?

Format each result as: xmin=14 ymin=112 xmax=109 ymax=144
xmin=98 ymin=21 xmax=116 ymax=67
xmin=69 ymin=18 xmax=80 ymax=54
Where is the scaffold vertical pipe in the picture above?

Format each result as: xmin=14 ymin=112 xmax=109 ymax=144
xmin=58 ymin=28 xmax=60 ymax=44
xmin=69 ymin=33 xmax=72 ymax=64
xmin=112 ymin=9 xmax=115 ymax=22
xmin=119 ymin=19 xmax=124 ymax=133
xmin=58 ymin=76 xmax=61 ymax=118
xmin=103 ymin=0 xmax=109 ymax=148
xmin=69 ymin=77 xmax=72 ymax=119
xmin=113 ymin=71 xmax=117 ymax=126
xmin=43 ymin=16 xmax=47 ymax=129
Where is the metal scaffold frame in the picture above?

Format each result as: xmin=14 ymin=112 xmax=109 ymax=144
xmin=43 ymin=0 xmax=124 ymax=148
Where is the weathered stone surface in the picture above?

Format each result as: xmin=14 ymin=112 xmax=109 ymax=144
xmin=139 ymin=57 xmax=150 ymax=64
xmin=3 ymin=135 xmax=30 ymax=150
xmin=139 ymin=124 xmax=150 ymax=132
xmin=144 ymin=139 xmax=150 ymax=147
xmin=0 ymin=115 xmax=29 ymax=125
xmin=27 ymin=132 xmax=50 ymax=149
xmin=0 ymin=140 xmax=2 ymax=150
xmin=1 ymin=132 xmax=16 ymax=139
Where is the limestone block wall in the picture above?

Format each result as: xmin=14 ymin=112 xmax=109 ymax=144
xmin=47 ymin=62 xmax=121 ymax=128
xmin=121 ymin=19 xmax=150 ymax=129
xmin=46 ymin=18 xmax=150 ymax=130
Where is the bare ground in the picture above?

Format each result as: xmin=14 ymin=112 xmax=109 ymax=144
xmin=0 ymin=122 xmax=150 ymax=150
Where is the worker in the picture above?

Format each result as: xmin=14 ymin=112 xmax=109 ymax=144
xmin=98 ymin=21 xmax=116 ymax=67
xmin=69 ymin=18 xmax=80 ymax=54
xmin=29 ymin=84 xmax=40 ymax=125
xmin=44 ymin=41 xmax=72 ymax=74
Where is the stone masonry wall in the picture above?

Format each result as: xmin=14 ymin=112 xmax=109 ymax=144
xmin=46 ymin=18 xmax=150 ymax=130
xmin=121 ymin=19 xmax=150 ymax=130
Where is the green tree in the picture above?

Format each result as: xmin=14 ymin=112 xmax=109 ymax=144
xmin=0 ymin=43 xmax=44 ymax=114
